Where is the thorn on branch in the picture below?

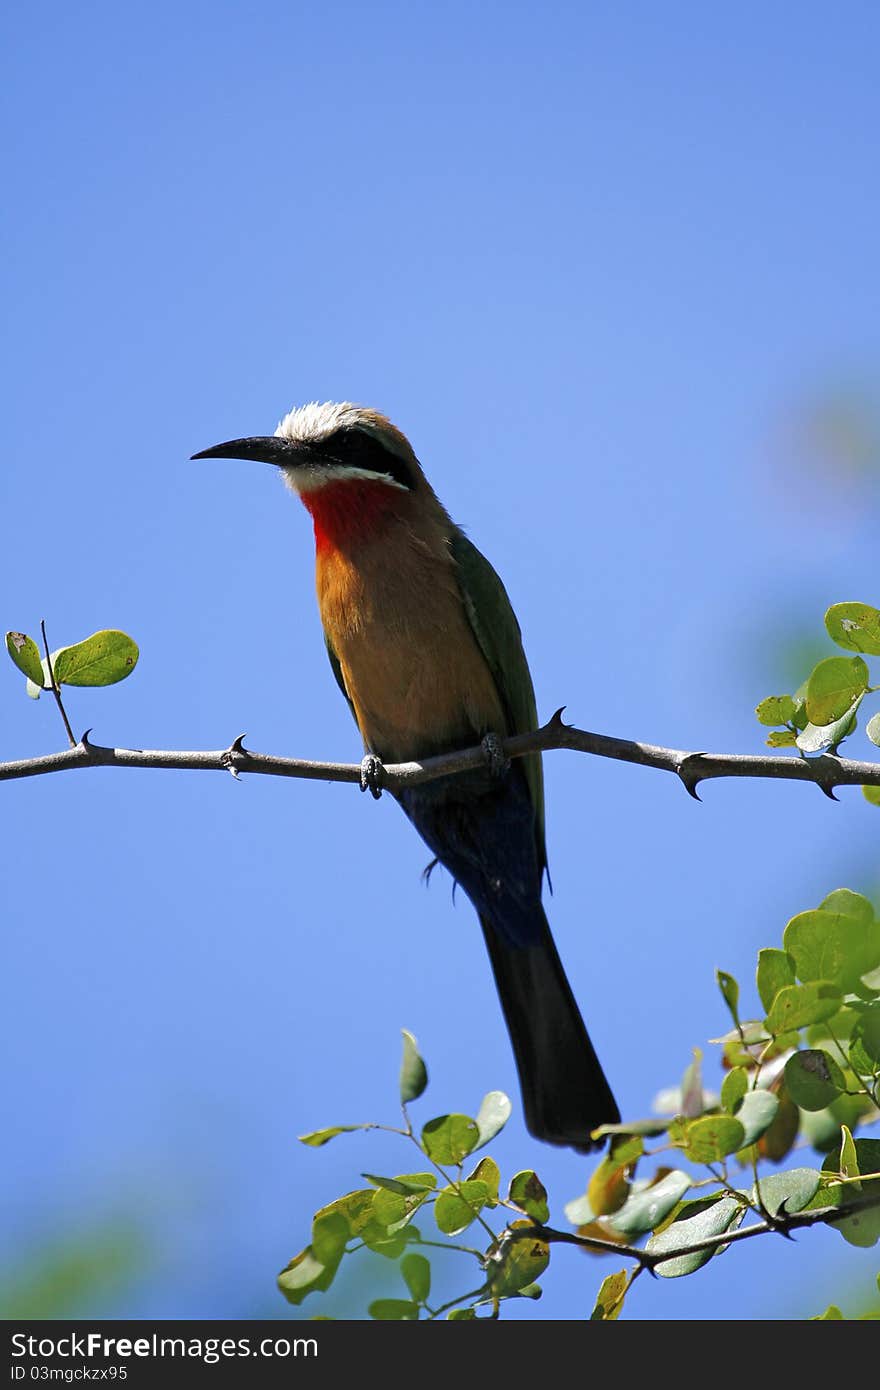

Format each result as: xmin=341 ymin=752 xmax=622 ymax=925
xmin=80 ymin=728 xmax=94 ymax=749
xmin=222 ymin=733 xmax=250 ymax=779
xmin=809 ymin=755 xmax=842 ymax=801
xmin=676 ymin=754 xmax=705 ymax=801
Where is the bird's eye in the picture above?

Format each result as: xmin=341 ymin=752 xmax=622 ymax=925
xmin=320 ymin=428 xmax=415 ymax=490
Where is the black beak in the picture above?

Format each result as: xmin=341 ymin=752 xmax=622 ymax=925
xmin=191 ymin=436 xmax=303 ymax=465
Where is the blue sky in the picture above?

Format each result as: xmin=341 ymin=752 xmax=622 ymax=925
xmin=2 ymin=2 xmax=879 ymax=1320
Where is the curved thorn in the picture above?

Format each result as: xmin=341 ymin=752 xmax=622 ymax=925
xmin=548 ymin=706 xmax=569 ymax=731
xmin=221 ymin=733 xmax=249 ymax=779
xmin=80 ymin=728 xmax=94 ymax=749
xmin=677 ymin=756 xmax=704 ymax=800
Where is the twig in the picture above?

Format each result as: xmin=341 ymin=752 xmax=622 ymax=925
xmin=2 ymin=709 xmax=880 ymax=792
xmin=39 ymin=619 xmax=76 ymax=749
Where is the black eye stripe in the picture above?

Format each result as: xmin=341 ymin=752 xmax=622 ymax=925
xmin=313 ymin=428 xmax=415 ymax=490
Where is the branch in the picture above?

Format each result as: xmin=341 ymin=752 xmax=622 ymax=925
xmin=1 ymin=710 xmax=880 ymax=794
xmin=507 ymin=1189 xmax=880 ymax=1273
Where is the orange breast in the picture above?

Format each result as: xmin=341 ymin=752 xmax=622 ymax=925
xmin=315 ymin=518 xmax=506 ymax=764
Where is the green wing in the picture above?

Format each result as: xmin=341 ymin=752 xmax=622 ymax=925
xmin=449 ymin=529 xmax=547 ymax=874
xmin=324 ymin=632 xmax=357 ymax=723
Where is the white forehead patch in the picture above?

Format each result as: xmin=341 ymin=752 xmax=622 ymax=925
xmin=275 ymin=401 xmax=365 ymax=444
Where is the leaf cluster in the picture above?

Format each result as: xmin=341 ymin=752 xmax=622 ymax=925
xmin=754 ymin=602 xmax=880 ymax=805
xmin=284 ymin=890 xmax=880 ymax=1320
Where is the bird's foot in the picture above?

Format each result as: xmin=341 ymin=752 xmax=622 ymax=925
xmin=360 ymin=753 xmax=384 ymax=800
xmin=481 ymin=731 xmax=509 ymax=778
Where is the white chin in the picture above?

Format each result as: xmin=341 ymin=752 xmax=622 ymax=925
xmin=280 ymin=464 xmax=407 ymax=495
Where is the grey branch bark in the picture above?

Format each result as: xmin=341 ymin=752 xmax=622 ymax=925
xmin=507 ymin=1188 xmax=880 ymax=1273
xmin=1 ymin=710 xmax=879 ymax=794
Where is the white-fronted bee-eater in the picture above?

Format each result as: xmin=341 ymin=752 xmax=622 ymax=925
xmin=194 ymin=403 xmax=619 ymax=1150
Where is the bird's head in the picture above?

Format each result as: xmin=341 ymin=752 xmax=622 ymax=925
xmin=192 ymin=401 xmax=420 ymax=496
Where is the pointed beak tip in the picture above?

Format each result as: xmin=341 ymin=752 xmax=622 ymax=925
xmin=189 ymin=437 xmax=292 ymax=465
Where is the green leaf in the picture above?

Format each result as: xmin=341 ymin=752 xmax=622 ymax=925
xmin=298 ymin=1126 xmax=362 ymax=1147
xmin=867 ymin=713 xmax=880 ymax=747
xmin=814 ymin=1305 xmax=845 ymax=1320
xmin=433 ymin=1181 xmax=489 ymax=1235
xmin=52 ymin=630 xmax=139 ymax=687
xmin=368 ymin=1298 xmax=420 ymax=1320
xmin=277 ymin=1207 xmax=352 ymax=1305
xmin=864 ymin=786 xmax=880 ymax=807
xmin=590 ymin=1269 xmax=629 ymax=1321
xmin=515 ymin=1282 xmax=543 ymax=1301
xmin=277 ymin=1249 xmax=333 ymax=1304
xmin=5 ymin=631 xmax=44 ymax=685
xmin=368 ymin=1186 xmax=427 ymax=1235
xmin=486 ymin=1223 xmax=549 ymax=1296
xmin=784 ymin=1050 xmax=847 ymax=1110
xmin=420 ymin=1113 xmax=479 ymax=1165
xmin=361 ymin=1224 xmax=418 ymax=1260
xmin=311 ymin=1210 xmax=350 ymax=1266
xmin=784 ymin=909 xmax=880 ymax=993
xmin=362 ymin=1173 xmax=436 ymax=1195
xmin=466 ymin=1155 xmax=500 ymax=1203
xmin=721 ymin=1068 xmax=748 ymax=1115
xmin=755 ymin=694 xmax=796 ymax=726
xmin=587 ymin=1135 xmax=643 ymax=1216
xmin=24 ymin=650 xmax=61 ymax=699
xmin=790 ymin=687 xmax=809 ymax=730
xmin=474 ymin=1090 xmax=511 ymax=1148
xmin=399 ymin=1029 xmax=428 ymax=1104
xmin=716 ymin=972 xmax=740 ymax=1027
xmin=508 ymin=1171 xmax=549 ymax=1224
xmin=734 ymin=1090 xmax=779 ymax=1147
xmin=805 ymin=656 xmax=869 ymax=725
xmin=819 ymin=888 xmax=874 ymax=926
xmin=825 ymin=602 xmax=880 ymax=655
xmin=822 ymin=1130 xmax=880 ymax=1248
xmin=317 ymin=1190 xmax=375 ymax=1240
xmin=765 ymin=982 xmax=842 ymax=1034
xmin=751 ymin=1167 xmax=820 ymax=1218
xmin=401 ymin=1252 xmax=431 ymax=1303
xmin=606 ymin=1169 xmax=692 ymax=1239
xmin=647 ymin=1196 xmax=745 ymax=1278
xmin=362 ymin=1187 xmax=429 ymax=1255
xmin=756 ymin=948 xmax=797 ymax=1014
xmin=447 ymin=1308 xmax=477 ymax=1320
xmin=766 ymin=729 xmax=798 ymax=748
xmin=851 ymin=1006 xmax=880 ymax=1066
xmin=683 ymin=1116 xmax=746 ymax=1163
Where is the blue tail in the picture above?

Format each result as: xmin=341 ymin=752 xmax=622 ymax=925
xmin=397 ymin=766 xmax=619 ymax=1151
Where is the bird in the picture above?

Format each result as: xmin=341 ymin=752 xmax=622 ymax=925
xmin=193 ymin=402 xmax=619 ymax=1150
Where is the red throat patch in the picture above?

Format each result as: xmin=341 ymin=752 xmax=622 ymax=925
xmin=300 ymin=478 xmax=402 ymax=554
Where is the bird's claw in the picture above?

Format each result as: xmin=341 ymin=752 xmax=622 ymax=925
xmin=481 ymin=731 xmax=509 ymax=778
xmin=360 ymin=753 xmax=384 ymax=799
